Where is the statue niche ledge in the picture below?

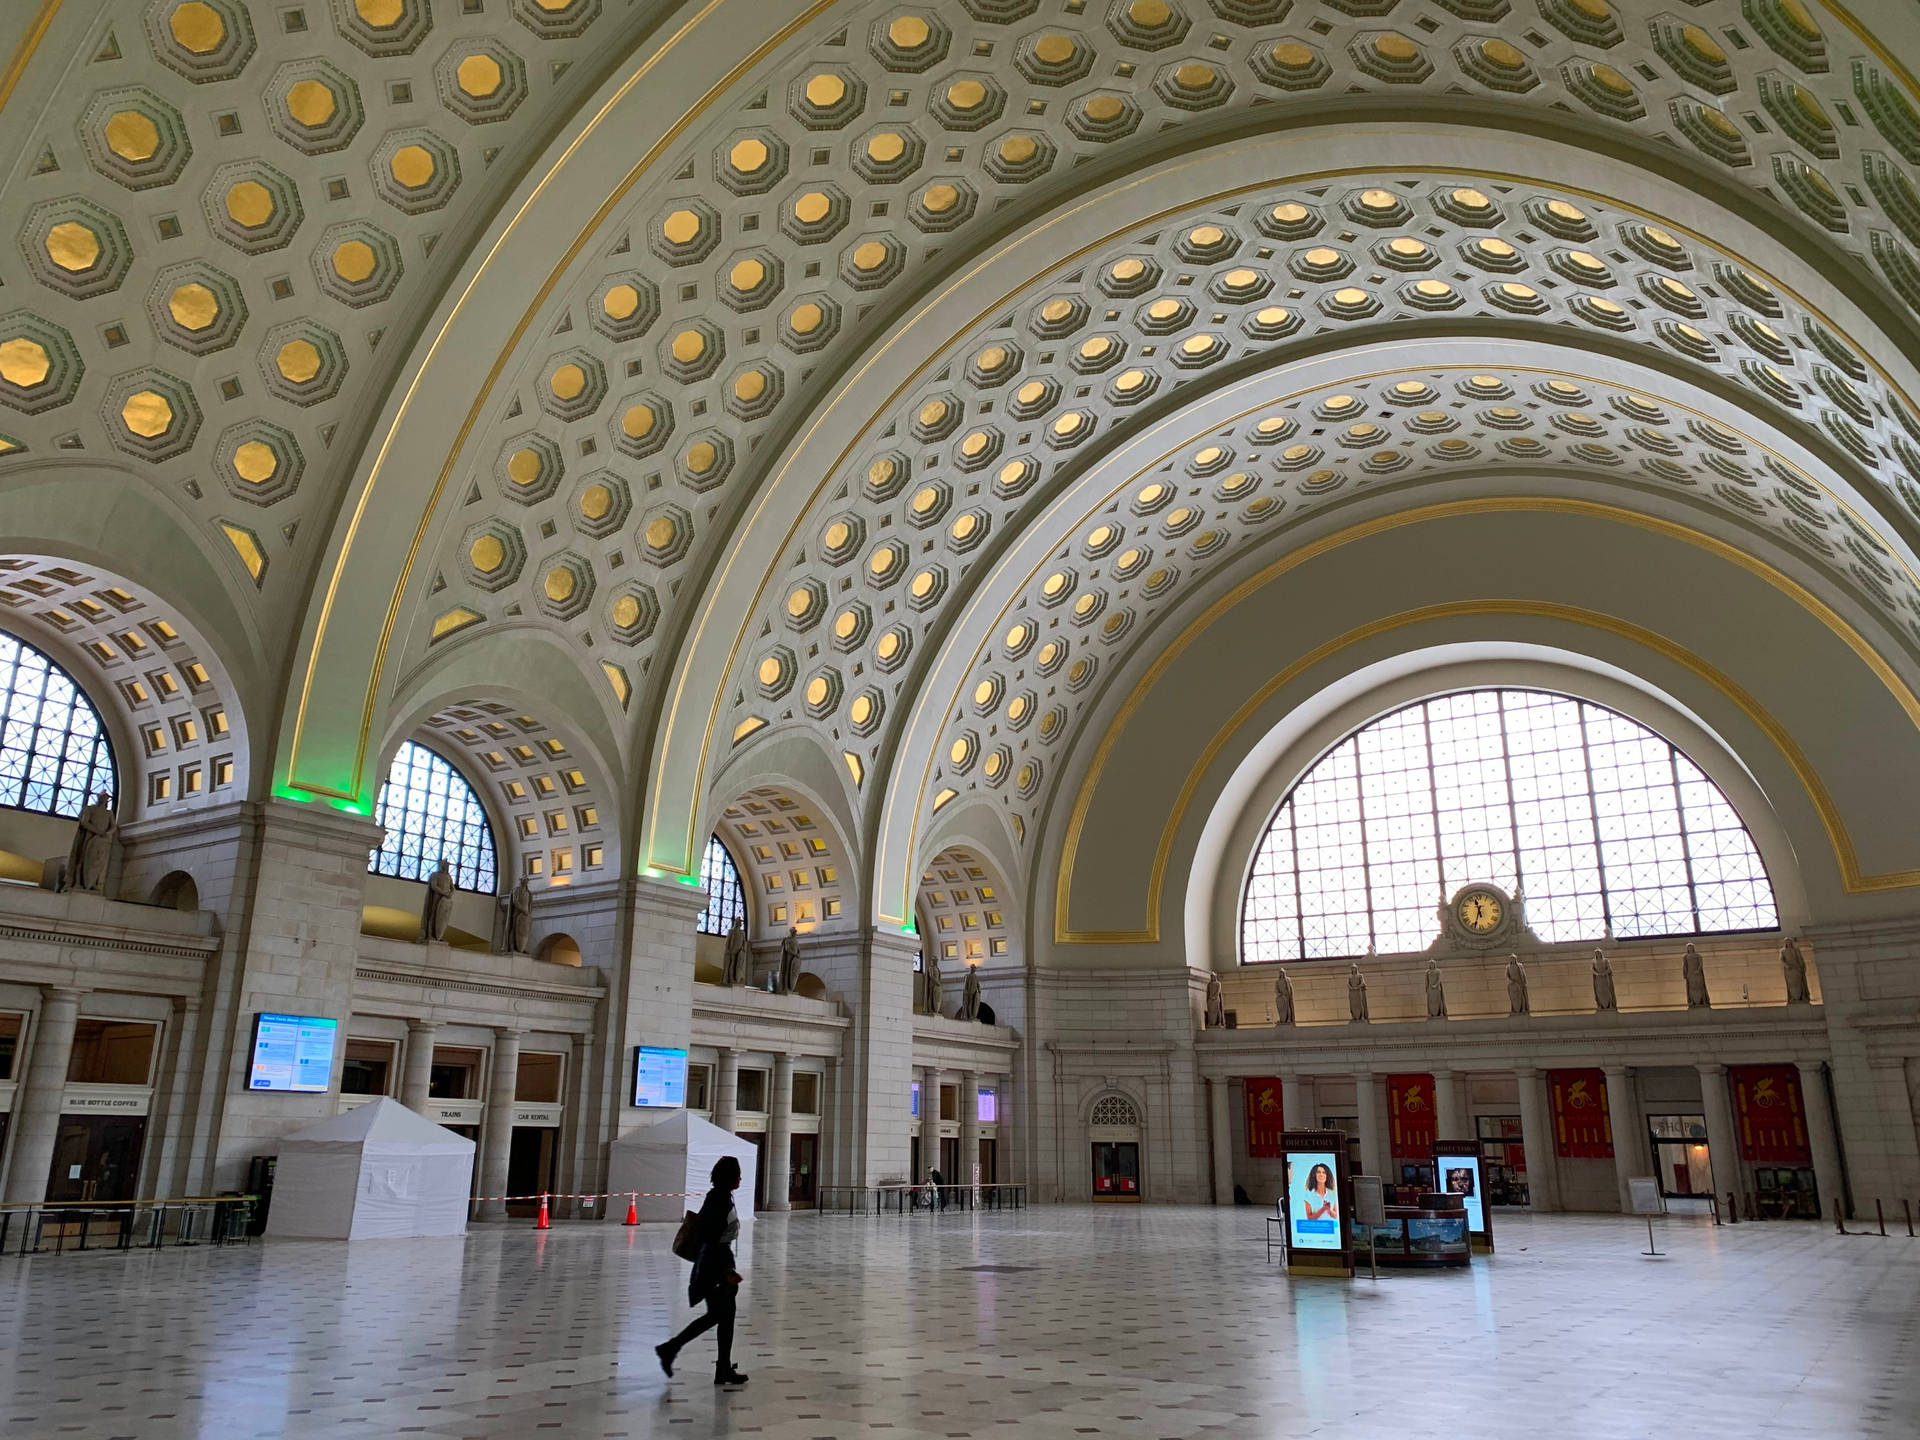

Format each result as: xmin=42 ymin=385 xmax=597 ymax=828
xmin=0 ymin=879 xmax=218 ymax=949
xmin=354 ymin=932 xmax=608 ymax=1003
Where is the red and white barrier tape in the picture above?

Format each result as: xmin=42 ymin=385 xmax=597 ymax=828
xmin=470 ymin=1190 xmax=699 ymax=1203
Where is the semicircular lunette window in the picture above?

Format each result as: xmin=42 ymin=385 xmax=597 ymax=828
xmin=370 ymin=740 xmax=499 ymax=894
xmin=0 ymin=629 xmax=116 ymax=818
xmin=696 ymin=833 xmax=747 ymax=937
xmin=1241 ymin=689 xmax=1777 ymax=963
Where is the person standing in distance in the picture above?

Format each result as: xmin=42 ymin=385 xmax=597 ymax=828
xmin=657 ymin=1155 xmax=749 ymax=1386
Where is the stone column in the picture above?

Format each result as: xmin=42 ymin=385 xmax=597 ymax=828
xmin=764 ymin=1052 xmax=794 ymax=1213
xmin=1697 ymin=1063 xmax=1743 ymax=1212
xmin=819 ymin=1054 xmax=842 ymax=1190
xmin=1603 ymin=1066 xmax=1640 ymax=1212
xmin=1354 ymin=1069 xmax=1382 ymax=1177
xmin=477 ymin=1028 xmax=524 ymax=1219
xmin=1280 ymin=1074 xmax=1305 ymax=1133
xmin=712 ymin=1047 xmax=739 ymax=1133
xmin=788 ymin=927 xmax=918 ymax=1186
xmin=402 ymin=1021 xmax=439 ymax=1115
xmin=960 ymin=1071 xmax=980 ymax=1197
xmin=1796 ymin=1061 xmax=1847 ymax=1219
xmin=1432 ymin=1068 xmax=1465 ymax=1141
xmin=921 ymin=1063 xmax=941 ymax=1183
xmin=1515 ymin=1065 xmax=1559 ymax=1211
xmin=3 ymin=987 xmax=85 ymax=1203
xmin=1208 ymin=1077 xmax=1233 ymax=1204
xmin=145 ymin=994 xmax=202 ymax=1198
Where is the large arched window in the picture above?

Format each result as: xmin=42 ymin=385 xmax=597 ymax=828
xmin=0 ymin=629 xmax=115 ymax=818
xmin=370 ymin=740 xmax=498 ymax=893
xmin=697 ymin=833 xmax=747 ymax=936
xmin=1241 ymin=688 xmax=1777 ymax=962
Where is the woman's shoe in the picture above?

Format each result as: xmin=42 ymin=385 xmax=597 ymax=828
xmin=714 ymin=1368 xmax=749 ymax=1386
xmin=654 ymin=1343 xmax=676 ymax=1377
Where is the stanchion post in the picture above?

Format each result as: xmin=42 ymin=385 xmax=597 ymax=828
xmin=1833 ymin=1196 xmax=1846 ymax=1234
xmin=1876 ymin=1199 xmax=1886 ymax=1236
xmin=1726 ymin=1191 xmax=1738 ymax=1224
xmin=1904 ymin=1198 xmax=1914 ymax=1238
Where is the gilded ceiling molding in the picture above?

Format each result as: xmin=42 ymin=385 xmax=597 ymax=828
xmin=0 ymin=0 xmax=63 ymax=119
xmin=1050 ymin=510 xmax=1920 ymax=946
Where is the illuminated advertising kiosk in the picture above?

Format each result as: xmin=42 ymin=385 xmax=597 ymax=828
xmin=1432 ymin=1139 xmax=1494 ymax=1253
xmin=1279 ymin=1129 xmax=1353 ymax=1278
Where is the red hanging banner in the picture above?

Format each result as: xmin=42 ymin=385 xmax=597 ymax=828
xmin=1387 ymin=1073 xmax=1436 ymax=1159
xmin=1728 ymin=1065 xmax=1811 ymax=1164
xmin=1243 ymin=1076 xmax=1286 ymax=1158
xmin=1548 ymin=1068 xmax=1614 ymax=1158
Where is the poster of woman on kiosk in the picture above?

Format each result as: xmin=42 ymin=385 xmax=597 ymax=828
xmin=1285 ymin=1151 xmax=1342 ymax=1250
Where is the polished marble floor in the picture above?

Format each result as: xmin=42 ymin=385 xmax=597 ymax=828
xmin=1 ymin=1205 xmax=1916 ymax=1439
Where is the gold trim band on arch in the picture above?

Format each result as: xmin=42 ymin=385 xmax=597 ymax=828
xmin=0 ymin=0 xmax=63 ymax=120
xmin=667 ymin=151 xmax=1920 ymax=886
xmin=1054 ymin=500 xmax=1920 ymax=944
xmin=285 ymin=0 xmax=841 ymax=799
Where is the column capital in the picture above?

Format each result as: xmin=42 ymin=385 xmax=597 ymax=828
xmin=1603 ymin=1063 xmax=1631 ymax=1077
xmin=1512 ymin=1063 xmax=1539 ymax=1078
xmin=1696 ymin=1061 xmax=1727 ymax=1078
xmin=1793 ymin=1058 xmax=1825 ymax=1074
xmin=408 ymin=1018 xmax=439 ymax=1035
xmin=492 ymin=1025 xmax=527 ymax=1043
xmin=1429 ymin=1064 xmax=1454 ymax=1078
xmin=42 ymin=985 xmax=88 ymax=1005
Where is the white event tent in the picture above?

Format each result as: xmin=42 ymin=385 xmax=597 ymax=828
xmin=266 ymin=1097 xmax=476 ymax=1240
xmin=607 ymin=1110 xmax=759 ymax=1222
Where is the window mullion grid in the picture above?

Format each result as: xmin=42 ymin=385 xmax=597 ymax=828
xmin=1289 ymin=800 xmax=1305 ymax=964
xmin=1422 ymin=703 xmax=1443 ymax=906
xmin=1578 ymin=702 xmax=1615 ymax=938
xmin=1670 ymin=744 xmax=1702 ymax=933
xmin=1357 ymin=739 xmax=1377 ymax=958
xmin=1496 ymin=694 xmax=1522 ymax=907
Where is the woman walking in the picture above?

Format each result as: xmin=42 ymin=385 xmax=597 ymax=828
xmin=657 ymin=1155 xmax=749 ymax=1387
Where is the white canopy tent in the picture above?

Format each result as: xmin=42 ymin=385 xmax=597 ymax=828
xmin=266 ymin=1097 xmax=476 ymax=1240
xmin=607 ymin=1111 xmax=759 ymax=1222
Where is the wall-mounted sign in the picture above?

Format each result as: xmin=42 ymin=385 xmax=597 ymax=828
xmin=431 ymin=1100 xmax=482 ymax=1126
xmin=248 ymin=1013 xmax=338 ymax=1093
xmin=633 ymin=1046 xmax=688 ymax=1108
xmin=62 ymin=1086 xmax=152 ymax=1116
xmin=512 ymin=1104 xmax=564 ymax=1127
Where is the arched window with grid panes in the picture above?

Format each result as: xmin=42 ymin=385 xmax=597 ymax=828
xmin=697 ymin=833 xmax=748 ymax=936
xmin=369 ymin=740 xmax=499 ymax=894
xmin=0 ymin=629 xmax=116 ymax=818
xmin=1240 ymin=688 xmax=1778 ymax=963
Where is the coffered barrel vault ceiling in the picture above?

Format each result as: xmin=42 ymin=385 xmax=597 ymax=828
xmin=3 ymin=0 xmax=1919 ymax=922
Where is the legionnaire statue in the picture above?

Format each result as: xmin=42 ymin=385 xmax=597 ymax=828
xmin=961 ymin=963 xmax=982 ymax=1023
xmin=1204 ymin=971 xmax=1226 ymax=1029
xmin=1592 ymin=948 xmax=1618 ymax=1012
xmin=508 ymin=877 xmax=534 ymax=954
xmin=61 ymin=792 xmax=116 ymax=894
xmin=422 ymin=859 xmax=454 ymax=942
xmin=1274 ymin=967 xmax=1295 ymax=1027
xmin=1426 ymin=958 xmax=1448 ymax=1020
xmin=1683 ymin=942 xmax=1711 ymax=1009
xmin=1781 ymin=936 xmax=1811 ymax=1006
xmin=777 ymin=926 xmax=802 ymax=995
xmin=923 ymin=948 xmax=943 ymax=1017
xmin=722 ymin=918 xmax=751 ymax=987
xmin=1347 ymin=964 xmax=1369 ymax=1024
xmin=1506 ymin=953 xmax=1530 ymax=1016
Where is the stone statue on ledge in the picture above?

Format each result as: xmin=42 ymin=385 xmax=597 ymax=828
xmin=507 ymin=877 xmax=533 ymax=954
xmin=961 ymin=964 xmax=982 ymax=1023
xmin=1204 ymin=971 xmax=1226 ymax=1029
xmin=61 ymin=792 xmax=116 ymax=894
xmin=1274 ymin=967 xmax=1295 ymax=1027
xmin=1506 ymin=953 xmax=1530 ymax=1017
xmin=1683 ymin=942 xmax=1711 ymax=1009
xmin=1347 ymin=964 xmax=1369 ymax=1024
xmin=1781 ymin=937 xmax=1811 ymax=1006
xmin=1592 ymin=948 xmax=1617 ymax=1012
xmin=722 ymin=918 xmax=750 ymax=987
xmin=1425 ymin=958 xmax=1447 ymax=1020
xmin=923 ymin=948 xmax=943 ymax=1017
xmin=776 ymin=926 xmax=801 ymax=995
xmin=422 ymin=860 xmax=454 ymax=943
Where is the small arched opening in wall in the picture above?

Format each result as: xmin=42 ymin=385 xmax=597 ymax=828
xmin=1085 ymin=1089 xmax=1145 ymax=1204
xmin=535 ymin=932 xmax=582 ymax=967
xmin=149 ymin=870 xmax=198 ymax=912
xmin=913 ymin=840 xmax=1019 ymax=1019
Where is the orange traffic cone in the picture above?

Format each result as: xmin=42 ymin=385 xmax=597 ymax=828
xmin=534 ymin=1192 xmax=551 ymax=1230
xmin=623 ymin=1193 xmax=639 ymax=1226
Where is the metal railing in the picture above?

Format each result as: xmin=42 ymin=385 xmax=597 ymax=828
xmin=815 ymin=1182 xmax=1027 ymax=1215
xmin=0 ymin=1195 xmax=257 ymax=1257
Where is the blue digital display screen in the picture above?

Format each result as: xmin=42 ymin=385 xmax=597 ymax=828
xmin=249 ymin=1014 xmax=338 ymax=1093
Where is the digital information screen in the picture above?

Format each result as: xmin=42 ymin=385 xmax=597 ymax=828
xmin=1435 ymin=1151 xmax=1486 ymax=1235
xmin=977 ymin=1087 xmax=997 ymax=1123
xmin=633 ymin=1046 xmax=688 ymax=1107
xmin=248 ymin=1014 xmax=338 ymax=1092
xmin=1285 ymin=1149 xmax=1343 ymax=1251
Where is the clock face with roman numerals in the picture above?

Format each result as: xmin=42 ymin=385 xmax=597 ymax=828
xmin=1456 ymin=888 xmax=1504 ymax=933
xmin=1443 ymin=883 xmax=1517 ymax=948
